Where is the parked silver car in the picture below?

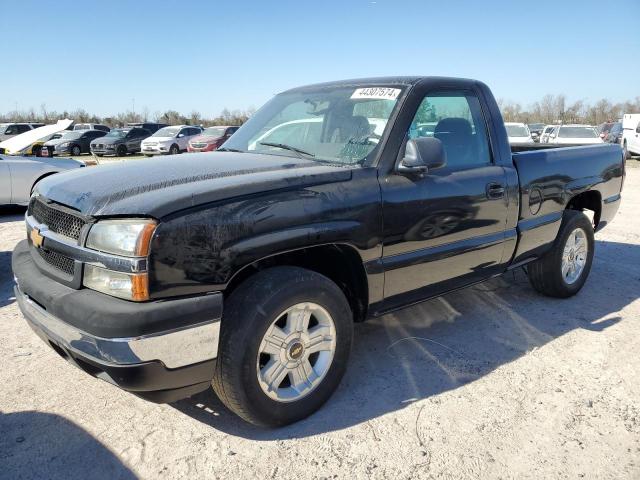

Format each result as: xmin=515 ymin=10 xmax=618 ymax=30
xmin=0 ymin=154 xmax=84 ymax=205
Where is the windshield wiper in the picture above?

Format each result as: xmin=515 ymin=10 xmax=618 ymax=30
xmin=217 ymin=147 xmax=245 ymax=153
xmin=259 ymin=142 xmax=315 ymax=158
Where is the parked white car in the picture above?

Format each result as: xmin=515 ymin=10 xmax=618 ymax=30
xmin=539 ymin=125 xmax=557 ymax=144
xmin=248 ymin=117 xmax=387 ymax=151
xmin=140 ymin=125 xmax=203 ymax=156
xmin=547 ymin=125 xmax=603 ymax=145
xmin=504 ymin=122 xmax=534 ymax=143
xmin=622 ymin=114 xmax=640 ymax=159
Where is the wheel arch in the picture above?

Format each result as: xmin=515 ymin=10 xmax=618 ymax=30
xmin=566 ymin=190 xmax=602 ymax=229
xmin=31 ymin=171 xmax=59 ymax=195
xmin=224 ymin=243 xmax=369 ymax=322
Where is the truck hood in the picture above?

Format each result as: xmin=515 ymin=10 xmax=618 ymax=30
xmin=35 ymin=152 xmax=353 ymax=218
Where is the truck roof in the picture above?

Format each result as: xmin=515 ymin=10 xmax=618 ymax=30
xmin=282 ymin=76 xmax=480 ymax=94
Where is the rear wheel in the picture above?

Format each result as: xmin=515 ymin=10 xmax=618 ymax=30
xmin=32 ymin=145 xmax=42 ymax=157
xmin=212 ymin=266 xmax=353 ymax=427
xmin=527 ymin=210 xmax=594 ymax=298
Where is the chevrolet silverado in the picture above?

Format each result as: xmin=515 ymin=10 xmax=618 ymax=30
xmin=12 ymin=77 xmax=624 ymax=427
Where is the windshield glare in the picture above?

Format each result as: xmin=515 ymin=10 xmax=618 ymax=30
xmin=558 ymin=126 xmax=597 ymax=138
xmin=106 ymin=129 xmax=128 ymax=138
xmin=506 ymin=125 xmax=530 ymax=137
xmin=222 ymin=86 xmax=404 ymax=165
xmin=61 ymin=131 xmax=83 ymax=140
xmin=202 ymin=127 xmax=226 ymax=138
xmin=152 ymin=127 xmax=180 ymax=137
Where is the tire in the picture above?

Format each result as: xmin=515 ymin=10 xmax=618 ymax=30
xmin=95 ymin=153 xmax=104 ymax=157
xmin=144 ymin=154 xmax=153 ymax=157
xmin=116 ymin=145 xmax=127 ymax=157
xmin=71 ymin=145 xmax=81 ymax=156
xmin=169 ymin=144 xmax=179 ymax=155
xmin=527 ymin=210 xmax=594 ymax=298
xmin=623 ymin=141 xmax=630 ymax=161
xmin=32 ymin=145 xmax=42 ymax=157
xmin=212 ymin=266 xmax=353 ymax=427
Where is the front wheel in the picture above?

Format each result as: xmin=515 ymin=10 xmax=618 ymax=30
xmin=623 ymin=142 xmax=630 ymax=161
xmin=116 ymin=145 xmax=127 ymax=157
xmin=169 ymin=144 xmax=180 ymax=155
xmin=212 ymin=266 xmax=353 ymax=427
xmin=527 ymin=210 xmax=594 ymax=298
xmin=71 ymin=145 xmax=81 ymax=156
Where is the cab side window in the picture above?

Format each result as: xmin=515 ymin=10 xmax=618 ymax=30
xmin=409 ymin=92 xmax=491 ymax=169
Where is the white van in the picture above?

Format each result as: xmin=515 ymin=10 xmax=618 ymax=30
xmin=622 ymin=114 xmax=640 ymax=159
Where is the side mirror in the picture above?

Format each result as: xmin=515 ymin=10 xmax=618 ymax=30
xmin=398 ymin=137 xmax=446 ymax=174
xmin=531 ymin=132 xmax=539 ymax=139
xmin=178 ymin=133 xmax=185 ymax=138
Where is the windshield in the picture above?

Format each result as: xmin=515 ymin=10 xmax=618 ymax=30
xmin=202 ymin=127 xmax=226 ymax=138
xmin=105 ymin=129 xmax=128 ymax=138
xmin=506 ymin=124 xmax=530 ymax=137
xmin=152 ymin=126 xmax=180 ymax=137
xmin=558 ymin=126 xmax=598 ymax=138
xmin=222 ymin=86 xmax=405 ymax=165
xmin=60 ymin=131 xmax=83 ymax=140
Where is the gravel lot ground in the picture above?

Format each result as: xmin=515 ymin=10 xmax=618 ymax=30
xmin=1 ymin=162 xmax=639 ymax=480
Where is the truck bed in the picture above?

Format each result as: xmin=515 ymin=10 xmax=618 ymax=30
xmin=510 ymin=143 xmax=624 ymax=264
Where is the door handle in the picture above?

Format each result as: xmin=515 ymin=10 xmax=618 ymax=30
xmin=486 ymin=183 xmax=505 ymax=199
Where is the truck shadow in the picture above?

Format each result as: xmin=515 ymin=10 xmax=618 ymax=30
xmin=0 ymin=207 xmax=26 ymax=307
xmin=0 ymin=411 xmax=137 ymax=480
xmin=0 ymin=205 xmax=26 ymax=224
xmin=173 ymin=239 xmax=638 ymax=439
xmin=0 ymin=251 xmax=15 ymax=307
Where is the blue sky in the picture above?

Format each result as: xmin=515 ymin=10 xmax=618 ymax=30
xmin=1 ymin=0 xmax=638 ymax=117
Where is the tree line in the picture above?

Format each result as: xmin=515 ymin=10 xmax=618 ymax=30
xmin=0 ymin=104 xmax=256 ymax=127
xmin=498 ymin=95 xmax=640 ymax=125
xmin=2 ymin=94 xmax=639 ymax=127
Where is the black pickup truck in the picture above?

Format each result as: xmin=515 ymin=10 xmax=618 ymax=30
xmin=12 ymin=77 xmax=624 ymax=427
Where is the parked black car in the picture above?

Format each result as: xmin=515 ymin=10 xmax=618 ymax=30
xmin=125 ymin=122 xmax=168 ymax=134
xmin=90 ymin=127 xmax=151 ymax=156
xmin=42 ymin=129 xmax=107 ymax=156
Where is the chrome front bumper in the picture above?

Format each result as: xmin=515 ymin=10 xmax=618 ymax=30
xmin=15 ymin=285 xmax=220 ymax=369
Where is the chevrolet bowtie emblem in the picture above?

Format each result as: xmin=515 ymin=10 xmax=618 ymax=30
xmin=30 ymin=228 xmax=44 ymax=248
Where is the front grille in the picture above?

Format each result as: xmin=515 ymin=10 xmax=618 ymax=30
xmin=36 ymin=248 xmax=75 ymax=276
xmin=29 ymin=197 xmax=86 ymax=241
xmin=191 ymin=143 xmax=207 ymax=148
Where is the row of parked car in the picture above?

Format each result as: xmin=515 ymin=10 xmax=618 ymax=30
xmin=505 ymin=122 xmax=606 ymax=145
xmin=42 ymin=123 xmax=241 ymax=157
xmin=0 ymin=121 xmax=241 ymax=158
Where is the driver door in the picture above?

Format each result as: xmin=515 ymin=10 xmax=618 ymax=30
xmin=380 ymin=90 xmax=509 ymax=306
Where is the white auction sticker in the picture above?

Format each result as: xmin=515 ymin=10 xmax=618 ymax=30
xmin=351 ymin=87 xmax=401 ymax=100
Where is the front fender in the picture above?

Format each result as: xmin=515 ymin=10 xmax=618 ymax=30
xmin=148 ymin=169 xmax=382 ymax=299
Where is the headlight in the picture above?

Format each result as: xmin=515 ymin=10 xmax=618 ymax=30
xmin=83 ymin=264 xmax=148 ymax=301
xmin=58 ymin=142 xmax=69 ymax=148
xmin=86 ymin=219 xmax=157 ymax=257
